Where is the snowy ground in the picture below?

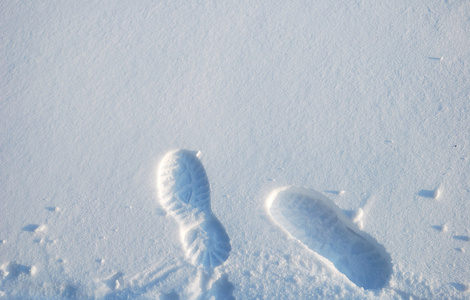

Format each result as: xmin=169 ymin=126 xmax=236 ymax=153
xmin=1 ymin=1 xmax=470 ymax=299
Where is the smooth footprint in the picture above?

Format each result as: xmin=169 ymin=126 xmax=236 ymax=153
xmin=267 ymin=186 xmax=392 ymax=290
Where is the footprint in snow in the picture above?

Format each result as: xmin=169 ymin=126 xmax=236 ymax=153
xmin=157 ymin=149 xmax=231 ymax=269
xmin=266 ymin=186 xmax=392 ymax=290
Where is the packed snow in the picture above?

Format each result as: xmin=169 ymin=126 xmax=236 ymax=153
xmin=1 ymin=1 xmax=469 ymax=299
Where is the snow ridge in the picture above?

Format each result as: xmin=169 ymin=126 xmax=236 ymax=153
xmin=267 ymin=186 xmax=392 ymax=290
xmin=157 ymin=149 xmax=231 ymax=269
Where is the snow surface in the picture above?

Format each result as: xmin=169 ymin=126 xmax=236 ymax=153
xmin=1 ymin=1 xmax=470 ymax=299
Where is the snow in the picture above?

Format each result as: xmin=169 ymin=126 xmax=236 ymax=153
xmin=1 ymin=1 xmax=469 ymax=299
xmin=266 ymin=186 xmax=392 ymax=290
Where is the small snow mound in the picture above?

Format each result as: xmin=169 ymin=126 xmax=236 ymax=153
xmin=114 ymin=279 xmax=120 ymax=289
xmin=357 ymin=220 xmax=364 ymax=230
xmin=29 ymin=265 xmax=37 ymax=276
xmin=352 ymin=208 xmax=364 ymax=223
xmin=35 ymin=224 xmax=47 ymax=233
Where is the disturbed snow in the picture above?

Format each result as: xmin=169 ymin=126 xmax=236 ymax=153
xmin=1 ymin=1 xmax=469 ymax=299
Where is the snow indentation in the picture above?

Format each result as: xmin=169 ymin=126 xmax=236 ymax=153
xmin=157 ymin=149 xmax=231 ymax=269
xmin=266 ymin=186 xmax=392 ymax=290
xmin=453 ymin=235 xmax=470 ymax=242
